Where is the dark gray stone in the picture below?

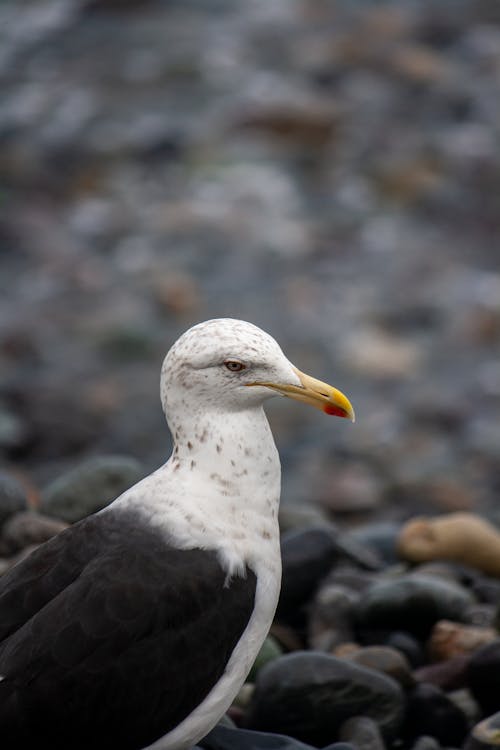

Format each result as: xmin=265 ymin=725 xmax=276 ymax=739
xmin=350 ymin=522 xmax=402 ymax=566
xmin=339 ymin=716 xmax=386 ymax=750
xmin=0 ymin=473 xmax=28 ymax=528
xmin=384 ymin=631 xmax=424 ymax=668
xmin=464 ymin=711 xmax=500 ymax=750
xmin=0 ymin=510 xmax=68 ymax=555
xmin=277 ymin=527 xmax=340 ymax=621
xmin=409 ymin=735 xmax=442 ymax=750
xmin=246 ymin=651 xmax=405 ymax=747
xmin=40 ymin=455 xmax=145 ymax=522
xmin=466 ymin=640 xmax=500 ymax=716
xmin=355 ymin=574 xmax=475 ymax=640
xmin=340 ymin=645 xmax=414 ymax=689
xmin=404 ymin=683 xmax=469 ymax=746
xmin=308 ymin=582 xmax=359 ymax=651
xmin=198 ymin=724 xmax=322 ymax=749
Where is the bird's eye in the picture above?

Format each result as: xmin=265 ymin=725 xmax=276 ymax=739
xmin=224 ymin=360 xmax=246 ymax=372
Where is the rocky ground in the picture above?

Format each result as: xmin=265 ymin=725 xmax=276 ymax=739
xmin=1 ymin=0 xmax=500 ymax=748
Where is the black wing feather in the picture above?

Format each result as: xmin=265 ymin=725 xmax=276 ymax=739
xmin=0 ymin=510 xmax=257 ymax=750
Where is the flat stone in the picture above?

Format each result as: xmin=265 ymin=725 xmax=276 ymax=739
xmin=0 ymin=472 xmax=28 ymax=528
xmin=246 ymin=651 xmax=405 ymax=746
xmin=404 ymin=683 xmax=469 ymax=746
xmin=0 ymin=511 xmax=68 ymax=555
xmin=466 ymin=639 xmax=500 ymax=715
xmin=40 ymin=455 xmax=145 ymax=523
xmin=277 ymin=527 xmax=340 ymax=622
xmin=398 ymin=513 xmax=500 ymax=577
xmin=355 ymin=573 xmax=475 ymax=640
xmin=427 ymin=619 xmax=497 ymax=661
xmin=339 ymin=716 xmax=386 ymax=750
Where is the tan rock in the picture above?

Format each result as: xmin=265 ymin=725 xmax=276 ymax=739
xmin=428 ymin=619 xmax=497 ymax=662
xmin=398 ymin=512 xmax=500 ymax=577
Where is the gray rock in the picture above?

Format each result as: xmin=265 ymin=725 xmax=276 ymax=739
xmin=246 ymin=651 xmax=405 ymax=746
xmin=340 ymin=645 xmax=414 ymax=689
xmin=466 ymin=639 xmax=500 ymax=716
xmin=339 ymin=716 xmax=386 ymax=750
xmin=198 ymin=724 xmax=323 ymax=749
xmin=0 ymin=473 xmax=28 ymax=528
xmin=277 ymin=527 xmax=340 ymax=622
xmin=464 ymin=711 xmax=500 ymax=750
xmin=308 ymin=583 xmax=360 ymax=651
xmin=409 ymin=736 xmax=441 ymax=750
xmin=248 ymin=636 xmax=283 ymax=681
xmin=355 ymin=574 xmax=475 ymax=640
xmin=40 ymin=455 xmax=144 ymax=523
xmin=350 ymin=522 xmax=402 ymax=566
xmin=404 ymin=683 xmax=469 ymax=746
xmin=0 ymin=511 xmax=68 ymax=555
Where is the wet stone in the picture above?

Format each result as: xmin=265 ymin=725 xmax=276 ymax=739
xmin=246 ymin=651 xmax=405 ymax=746
xmin=464 ymin=711 xmax=500 ymax=750
xmin=0 ymin=511 xmax=68 ymax=555
xmin=198 ymin=724 xmax=322 ymax=750
xmin=40 ymin=455 xmax=145 ymax=523
xmin=339 ymin=716 xmax=386 ymax=750
xmin=339 ymin=645 xmax=414 ymax=689
xmin=398 ymin=513 xmax=500 ymax=578
xmin=0 ymin=472 xmax=28 ymax=528
xmin=349 ymin=522 xmax=402 ymax=566
xmin=248 ymin=636 xmax=283 ymax=682
xmin=466 ymin=640 xmax=500 ymax=716
xmin=404 ymin=683 xmax=469 ymax=746
xmin=409 ymin=736 xmax=441 ymax=750
xmin=277 ymin=527 xmax=340 ymax=623
xmin=427 ymin=619 xmax=497 ymax=661
xmin=355 ymin=574 xmax=475 ymax=640
xmin=308 ymin=582 xmax=359 ymax=651
xmin=384 ymin=631 xmax=425 ymax=668
xmin=414 ymin=654 xmax=470 ymax=692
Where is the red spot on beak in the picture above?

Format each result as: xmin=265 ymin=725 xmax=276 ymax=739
xmin=324 ymin=404 xmax=349 ymax=418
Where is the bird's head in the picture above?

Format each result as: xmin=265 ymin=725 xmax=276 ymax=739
xmin=161 ymin=318 xmax=354 ymax=421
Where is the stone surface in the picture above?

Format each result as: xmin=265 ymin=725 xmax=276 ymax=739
xmin=350 ymin=523 xmax=401 ymax=566
xmin=398 ymin=513 xmax=500 ymax=577
xmin=355 ymin=573 xmax=475 ymax=640
xmin=198 ymin=724 xmax=322 ymax=750
xmin=339 ymin=716 xmax=386 ymax=750
xmin=248 ymin=636 xmax=284 ymax=682
xmin=277 ymin=527 xmax=340 ymax=622
xmin=40 ymin=455 xmax=145 ymax=522
xmin=427 ymin=619 xmax=497 ymax=662
xmin=413 ymin=654 xmax=470 ymax=691
xmin=339 ymin=645 xmax=414 ymax=689
xmin=308 ymin=582 xmax=359 ymax=651
xmin=464 ymin=711 xmax=500 ymax=750
xmin=246 ymin=651 xmax=405 ymax=746
xmin=0 ymin=473 xmax=28 ymax=528
xmin=384 ymin=631 xmax=425 ymax=669
xmin=404 ymin=683 xmax=469 ymax=746
xmin=466 ymin=640 xmax=500 ymax=716
xmin=0 ymin=511 xmax=68 ymax=555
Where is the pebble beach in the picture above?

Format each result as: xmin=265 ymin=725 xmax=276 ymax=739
xmin=1 ymin=1 xmax=500 ymax=748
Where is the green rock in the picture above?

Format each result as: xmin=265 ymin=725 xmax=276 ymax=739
xmin=41 ymin=455 xmax=144 ymax=523
xmin=248 ymin=635 xmax=283 ymax=681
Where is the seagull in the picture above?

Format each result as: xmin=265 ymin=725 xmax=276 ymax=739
xmin=0 ymin=319 xmax=354 ymax=750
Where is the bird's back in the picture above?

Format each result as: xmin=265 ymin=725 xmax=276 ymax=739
xmin=0 ymin=509 xmax=257 ymax=750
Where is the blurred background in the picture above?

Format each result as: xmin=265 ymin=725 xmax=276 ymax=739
xmin=1 ymin=0 xmax=500 ymax=527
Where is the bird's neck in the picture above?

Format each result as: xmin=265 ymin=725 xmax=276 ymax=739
xmin=171 ymin=405 xmax=279 ymax=485
xmin=166 ymin=406 xmax=281 ymax=523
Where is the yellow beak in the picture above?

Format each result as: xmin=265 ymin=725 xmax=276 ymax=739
xmin=248 ymin=367 xmax=355 ymax=421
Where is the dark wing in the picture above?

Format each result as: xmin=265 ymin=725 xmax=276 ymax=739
xmin=0 ymin=509 xmax=257 ymax=750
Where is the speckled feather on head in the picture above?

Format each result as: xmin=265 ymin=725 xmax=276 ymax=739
xmin=0 ymin=318 xmax=354 ymax=750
